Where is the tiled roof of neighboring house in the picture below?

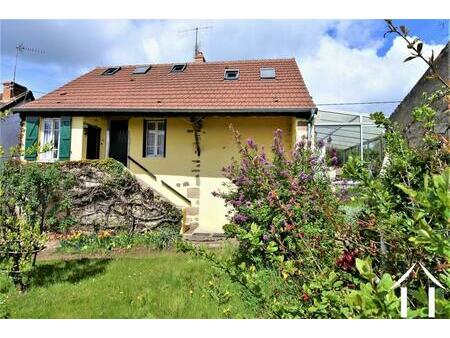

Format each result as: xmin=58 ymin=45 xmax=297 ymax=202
xmin=0 ymin=82 xmax=34 ymax=113
xmin=15 ymin=57 xmax=316 ymax=114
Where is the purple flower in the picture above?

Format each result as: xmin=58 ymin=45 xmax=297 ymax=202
xmin=317 ymin=139 xmax=325 ymax=148
xmin=267 ymin=190 xmax=278 ymax=205
xmin=309 ymin=156 xmax=318 ymax=165
xmin=299 ymin=172 xmax=310 ymax=181
xmin=258 ymin=151 xmax=267 ymax=165
xmin=327 ymin=136 xmax=333 ymax=144
xmin=280 ymin=170 xmax=289 ymax=178
xmin=246 ymin=138 xmax=258 ymax=150
xmin=233 ymin=213 xmax=248 ymax=224
xmin=331 ymin=156 xmax=339 ymax=166
xmin=272 ymin=129 xmax=285 ymax=157
xmin=296 ymin=139 xmax=305 ymax=150
xmin=291 ymin=178 xmax=299 ymax=190
xmin=262 ymin=234 xmax=269 ymax=242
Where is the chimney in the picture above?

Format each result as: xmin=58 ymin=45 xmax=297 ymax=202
xmin=2 ymin=81 xmax=26 ymax=102
xmin=194 ymin=51 xmax=206 ymax=63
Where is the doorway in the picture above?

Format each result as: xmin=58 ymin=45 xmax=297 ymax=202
xmin=86 ymin=125 xmax=101 ymax=160
xmin=109 ymin=120 xmax=128 ymax=165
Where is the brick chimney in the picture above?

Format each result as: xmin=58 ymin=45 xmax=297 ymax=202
xmin=2 ymin=81 xmax=27 ymax=102
xmin=194 ymin=51 xmax=206 ymax=63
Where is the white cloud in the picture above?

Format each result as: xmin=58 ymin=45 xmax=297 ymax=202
xmin=300 ymin=35 xmax=445 ymax=114
xmin=0 ymin=19 xmax=445 ymax=113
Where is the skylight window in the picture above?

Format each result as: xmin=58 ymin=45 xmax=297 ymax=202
xmin=224 ymin=69 xmax=239 ymax=80
xmin=260 ymin=67 xmax=276 ymax=79
xmin=102 ymin=67 xmax=121 ymax=75
xmin=171 ymin=64 xmax=186 ymax=72
xmin=133 ymin=65 xmax=151 ymax=74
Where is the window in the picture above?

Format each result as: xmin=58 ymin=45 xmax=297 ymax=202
xmin=102 ymin=67 xmax=121 ymax=75
xmin=40 ymin=118 xmax=60 ymax=161
xmin=133 ymin=65 xmax=151 ymax=74
xmin=145 ymin=120 xmax=166 ymax=157
xmin=260 ymin=67 xmax=276 ymax=79
xmin=224 ymin=69 xmax=239 ymax=80
xmin=170 ymin=64 xmax=186 ymax=73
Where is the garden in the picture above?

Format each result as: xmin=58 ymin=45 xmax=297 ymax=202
xmin=0 ymin=21 xmax=449 ymax=319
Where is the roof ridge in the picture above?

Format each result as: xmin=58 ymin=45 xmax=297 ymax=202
xmin=95 ymin=57 xmax=297 ymax=69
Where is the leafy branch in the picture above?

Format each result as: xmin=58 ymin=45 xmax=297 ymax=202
xmin=384 ymin=19 xmax=449 ymax=89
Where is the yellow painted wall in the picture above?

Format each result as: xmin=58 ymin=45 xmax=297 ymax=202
xmin=199 ymin=116 xmax=293 ymax=232
xmin=128 ymin=116 xmax=294 ymax=233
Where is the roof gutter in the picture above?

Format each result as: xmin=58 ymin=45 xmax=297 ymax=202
xmin=13 ymin=106 xmax=316 ymax=117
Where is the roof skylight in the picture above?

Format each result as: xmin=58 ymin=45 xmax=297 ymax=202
xmin=102 ymin=67 xmax=121 ymax=75
xmin=171 ymin=64 xmax=186 ymax=72
xmin=224 ymin=69 xmax=239 ymax=80
xmin=260 ymin=67 xmax=276 ymax=79
xmin=133 ymin=65 xmax=151 ymax=74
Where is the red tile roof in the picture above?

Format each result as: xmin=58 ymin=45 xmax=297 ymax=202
xmin=16 ymin=58 xmax=315 ymax=113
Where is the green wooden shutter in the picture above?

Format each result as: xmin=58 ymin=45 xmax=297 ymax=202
xmin=59 ymin=116 xmax=72 ymax=161
xmin=24 ymin=116 xmax=39 ymax=161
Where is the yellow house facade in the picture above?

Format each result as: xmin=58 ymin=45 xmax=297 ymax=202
xmin=15 ymin=54 xmax=316 ymax=235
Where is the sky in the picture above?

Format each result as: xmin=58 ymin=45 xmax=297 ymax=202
xmin=0 ymin=19 xmax=448 ymax=115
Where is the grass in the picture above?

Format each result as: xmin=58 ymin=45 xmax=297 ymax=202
xmin=1 ymin=249 xmax=251 ymax=319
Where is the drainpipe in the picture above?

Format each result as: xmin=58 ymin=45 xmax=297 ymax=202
xmin=105 ymin=119 xmax=110 ymax=158
xmin=307 ymin=108 xmax=318 ymax=143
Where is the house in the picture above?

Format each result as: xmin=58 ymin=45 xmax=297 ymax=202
xmin=390 ymin=42 xmax=449 ymax=145
xmin=13 ymin=52 xmax=316 ymax=235
xmin=0 ymin=81 xmax=34 ymax=159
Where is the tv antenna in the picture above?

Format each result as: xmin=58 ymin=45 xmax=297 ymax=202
xmin=179 ymin=26 xmax=213 ymax=57
xmin=13 ymin=43 xmax=45 ymax=84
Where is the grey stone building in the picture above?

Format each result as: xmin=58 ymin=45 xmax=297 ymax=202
xmin=390 ymin=42 xmax=449 ymax=146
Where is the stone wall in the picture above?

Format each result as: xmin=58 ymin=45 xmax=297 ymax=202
xmin=390 ymin=43 xmax=449 ymax=146
xmin=60 ymin=160 xmax=182 ymax=233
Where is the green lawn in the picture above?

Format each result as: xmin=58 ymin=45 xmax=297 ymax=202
xmin=1 ymin=250 xmax=250 ymax=319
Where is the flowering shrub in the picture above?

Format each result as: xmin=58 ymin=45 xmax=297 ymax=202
xmin=179 ymin=127 xmax=354 ymax=318
xmin=215 ymin=127 xmax=343 ymax=274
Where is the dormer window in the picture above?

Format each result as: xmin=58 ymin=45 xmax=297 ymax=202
xmin=133 ymin=65 xmax=151 ymax=74
xmin=102 ymin=67 xmax=121 ymax=75
xmin=224 ymin=69 xmax=239 ymax=80
xmin=260 ymin=67 xmax=276 ymax=79
xmin=171 ymin=64 xmax=186 ymax=72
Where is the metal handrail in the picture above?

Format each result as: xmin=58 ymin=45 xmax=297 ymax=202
xmin=127 ymin=155 xmax=191 ymax=206
xmin=127 ymin=155 xmax=157 ymax=180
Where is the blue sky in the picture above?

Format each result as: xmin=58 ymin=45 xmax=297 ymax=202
xmin=0 ymin=19 xmax=448 ymax=114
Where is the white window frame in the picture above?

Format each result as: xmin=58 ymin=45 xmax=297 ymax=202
xmin=260 ymin=67 xmax=276 ymax=79
xmin=39 ymin=117 xmax=61 ymax=162
xmin=145 ymin=120 xmax=166 ymax=158
xmin=224 ymin=69 xmax=240 ymax=80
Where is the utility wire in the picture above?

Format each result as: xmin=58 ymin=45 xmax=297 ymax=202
xmin=316 ymin=100 xmax=401 ymax=106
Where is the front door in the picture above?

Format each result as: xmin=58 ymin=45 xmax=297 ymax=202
xmin=86 ymin=125 xmax=101 ymax=160
xmin=109 ymin=120 xmax=128 ymax=165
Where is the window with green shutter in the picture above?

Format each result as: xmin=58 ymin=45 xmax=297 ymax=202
xmin=59 ymin=116 xmax=72 ymax=161
xmin=24 ymin=116 xmax=39 ymax=161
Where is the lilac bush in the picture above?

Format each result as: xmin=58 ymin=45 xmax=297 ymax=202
xmin=215 ymin=126 xmax=344 ymax=273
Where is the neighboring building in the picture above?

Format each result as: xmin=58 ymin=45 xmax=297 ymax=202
xmin=0 ymin=81 xmax=34 ymax=158
xmin=14 ymin=52 xmax=316 ymax=235
xmin=390 ymin=42 xmax=449 ymax=145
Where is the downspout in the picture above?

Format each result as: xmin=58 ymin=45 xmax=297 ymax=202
xmin=307 ymin=108 xmax=318 ymax=143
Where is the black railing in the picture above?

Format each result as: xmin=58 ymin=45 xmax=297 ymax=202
xmin=127 ymin=155 xmax=191 ymax=206
xmin=127 ymin=155 xmax=156 ymax=180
